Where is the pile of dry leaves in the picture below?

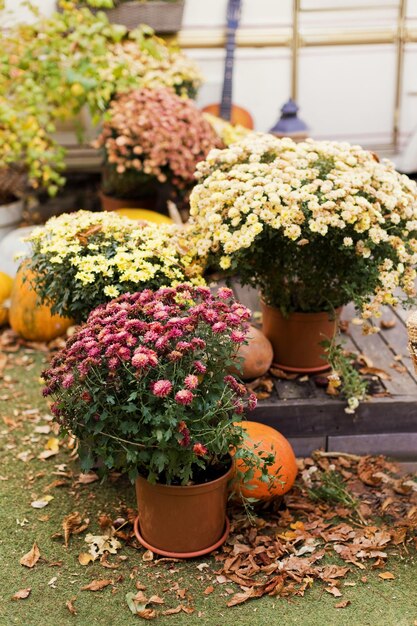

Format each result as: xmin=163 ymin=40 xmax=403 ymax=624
xmin=215 ymin=451 xmax=416 ymax=609
xmin=16 ymin=452 xmax=416 ymax=619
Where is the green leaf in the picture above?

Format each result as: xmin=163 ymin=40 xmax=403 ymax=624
xmin=125 ymin=592 xmax=148 ymax=616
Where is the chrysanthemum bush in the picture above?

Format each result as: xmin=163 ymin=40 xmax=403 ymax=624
xmin=190 ymin=133 xmax=417 ymax=330
xmin=95 ymin=88 xmax=222 ymax=198
xmin=0 ymin=2 xmax=202 ymax=195
xmin=42 ymin=285 xmax=273 ymax=485
xmin=25 ymin=210 xmax=203 ymax=323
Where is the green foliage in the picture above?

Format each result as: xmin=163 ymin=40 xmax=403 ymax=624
xmin=308 ymin=469 xmax=358 ymax=509
xmin=324 ymin=338 xmax=368 ymax=414
xmin=0 ymin=1 xmax=201 ymax=196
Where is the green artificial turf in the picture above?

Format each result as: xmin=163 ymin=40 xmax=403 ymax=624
xmin=0 ymin=348 xmax=416 ymax=626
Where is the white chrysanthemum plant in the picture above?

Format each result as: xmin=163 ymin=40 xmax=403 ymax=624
xmin=189 ymin=133 xmax=417 ymax=333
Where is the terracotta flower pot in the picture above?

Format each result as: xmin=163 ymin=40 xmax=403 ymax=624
xmin=99 ymin=190 xmax=157 ymax=212
xmin=261 ymin=302 xmax=341 ymax=373
xmin=134 ymin=464 xmax=232 ymax=558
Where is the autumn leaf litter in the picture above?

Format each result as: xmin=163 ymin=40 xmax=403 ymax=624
xmin=2 ymin=328 xmax=416 ymax=618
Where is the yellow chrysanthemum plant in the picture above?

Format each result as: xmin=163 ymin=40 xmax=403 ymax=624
xmin=190 ymin=133 xmax=417 ymax=332
xmin=25 ymin=211 xmax=204 ymax=324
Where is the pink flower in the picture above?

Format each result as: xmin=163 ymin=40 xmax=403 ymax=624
xmin=248 ymin=393 xmax=257 ymax=411
xmin=191 ymin=338 xmax=206 ymax=349
xmin=193 ymin=443 xmax=208 ymax=456
xmin=176 ymin=341 xmax=193 ymax=352
xmin=224 ymin=374 xmax=246 ymax=397
xmin=193 ymin=360 xmax=207 ymax=374
xmin=175 ymin=389 xmax=194 ymax=405
xmin=155 ymin=336 xmax=169 ymax=350
xmin=225 ymin=314 xmax=241 ymax=326
xmin=50 ymin=402 xmax=61 ymax=417
xmin=231 ymin=330 xmax=246 ymax=343
xmin=143 ymin=330 xmax=159 ymax=343
xmin=151 ymin=379 xmax=173 ymax=398
xmin=217 ymin=287 xmax=233 ymax=299
xmin=212 ymin=321 xmax=227 ymax=333
xmin=118 ymin=346 xmax=131 ymax=360
xmin=184 ymin=374 xmax=199 ymax=390
xmin=202 ymin=309 xmax=218 ymax=323
xmin=62 ymin=373 xmax=74 ymax=389
xmin=168 ymin=350 xmax=183 ymax=362
xmin=131 ymin=352 xmax=149 ymax=369
xmin=233 ymin=400 xmax=244 ymax=414
xmin=108 ymin=357 xmax=119 ymax=370
xmin=131 ymin=347 xmax=158 ymax=369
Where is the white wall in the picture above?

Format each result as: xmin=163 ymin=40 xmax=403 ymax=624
xmin=3 ymin=0 xmax=417 ymax=167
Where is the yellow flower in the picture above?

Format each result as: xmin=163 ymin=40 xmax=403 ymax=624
xmin=103 ymin=285 xmax=120 ymax=298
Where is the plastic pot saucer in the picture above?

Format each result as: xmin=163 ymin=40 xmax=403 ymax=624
xmin=133 ymin=515 xmax=230 ymax=559
xmin=273 ymin=361 xmax=331 ymax=374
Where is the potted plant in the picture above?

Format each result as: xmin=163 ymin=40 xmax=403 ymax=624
xmin=94 ymin=87 xmax=222 ymax=210
xmin=79 ymin=0 xmax=185 ymax=34
xmin=189 ymin=133 xmax=417 ymax=372
xmin=0 ymin=100 xmax=66 ymax=238
xmin=42 ymin=284 xmax=272 ymax=556
xmin=0 ymin=3 xmax=202 ymax=205
xmin=24 ymin=210 xmax=204 ymax=324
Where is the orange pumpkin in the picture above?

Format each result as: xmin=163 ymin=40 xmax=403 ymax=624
xmin=234 ymin=326 xmax=273 ymax=380
xmin=233 ymin=421 xmax=297 ymax=500
xmin=9 ymin=264 xmax=74 ymax=341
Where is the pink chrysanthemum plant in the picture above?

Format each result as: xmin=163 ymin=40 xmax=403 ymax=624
xmin=42 ymin=284 xmax=273 ymax=485
xmin=94 ymin=87 xmax=223 ymax=200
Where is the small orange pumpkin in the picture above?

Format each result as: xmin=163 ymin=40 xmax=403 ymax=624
xmin=233 ymin=421 xmax=297 ymax=500
xmin=9 ymin=264 xmax=74 ymax=341
xmin=234 ymin=325 xmax=273 ymax=380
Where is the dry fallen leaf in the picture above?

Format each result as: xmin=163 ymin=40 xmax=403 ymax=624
xmin=142 ymin=550 xmax=154 ymax=562
xmin=137 ymin=609 xmax=157 ymax=620
xmin=45 ymin=437 xmax=60 ymax=451
xmin=380 ymin=318 xmax=396 ymax=329
xmin=66 ymin=597 xmax=77 ymax=615
xmin=270 ymin=367 xmax=298 ymax=380
xmin=335 ymin=600 xmax=351 ymax=609
xmin=38 ymin=449 xmax=59 ymax=460
xmin=81 ymin=579 xmax=112 ymax=592
xmin=325 ymin=586 xmax=343 ymax=598
xmin=31 ymin=495 xmax=54 ymax=509
xmin=358 ymin=366 xmax=391 ymax=381
xmin=85 ymin=532 xmax=121 ymax=560
xmin=20 ymin=543 xmax=40 ymax=568
xmin=12 ymin=588 xmax=31 ymax=600
xmin=378 ymin=572 xmax=395 ymax=581
xmin=162 ymin=605 xmax=195 ymax=616
xmin=227 ymin=588 xmax=264 ymax=607
xmin=149 ymin=595 xmax=164 ymax=605
xmin=203 ymin=586 xmax=214 ymax=595
xmin=63 ymin=512 xmax=89 ymax=548
xmin=78 ymin=553 xmax=94 ymax=566
xmin=126 ymin=590 xmax=152 ymax=616
xmin=76 ymin=472 xmax=99 ymax=485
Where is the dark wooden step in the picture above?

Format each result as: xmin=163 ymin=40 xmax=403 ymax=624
xmin=214 ymin=277 xmax=417 ymax=460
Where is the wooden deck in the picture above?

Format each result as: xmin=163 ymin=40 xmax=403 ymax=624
xmin=225 ymin=279 xmax=417 ymax=460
